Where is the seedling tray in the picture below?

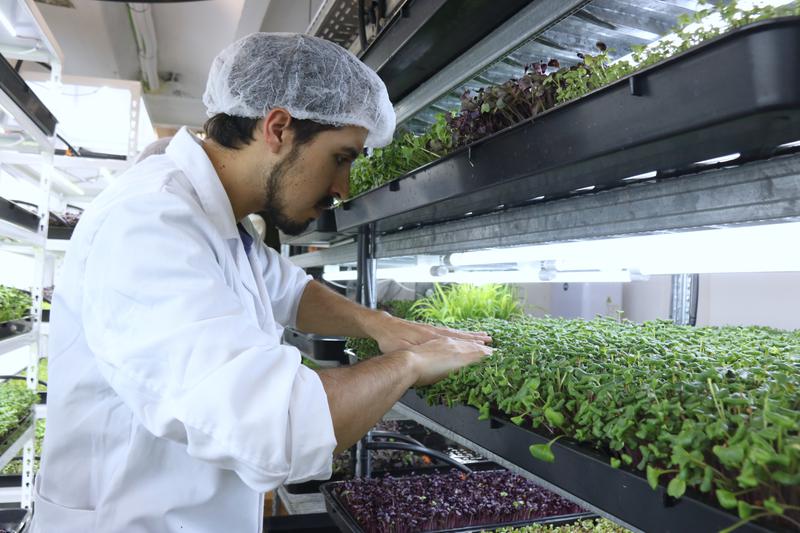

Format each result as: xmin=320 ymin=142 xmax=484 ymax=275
xmin=321 ymin=479 xmax=595 ymax=533
xmin=284 ymin=328 xmax=348 ymax=364
xmin=0 ymin=198 xmax=39 ymax=233
xmin=0 ymin=508 xmax=29 ymax=533
xmin=264 ymin=512 xmax=339 ymax=532
xmin=284 ymin=461 xmax=500 ymax=496
xmin=281 ymin=211 xmax=355 ymax=246
xmin=47 ymin=226 xmax=73 ymax=240
xmin=336 ymin=17 xmax=800 ymax=233
xmin=399 ymin=391 xmax=777 ymax=533
xmin=0 ymin=319 xmax=31 ymax=342
xmin=0 ymin=414 xmax=33 ymax=462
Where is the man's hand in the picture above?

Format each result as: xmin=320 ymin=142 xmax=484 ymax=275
xmin=362 ymin=311 xmax=492 ymax=354
xmin=405 ymin=337 xmax=494 ymax=386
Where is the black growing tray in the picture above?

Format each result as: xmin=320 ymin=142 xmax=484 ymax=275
xmin=284 ymin=328 xmax=348 ymax=364
xmin=336 ymin=17 xmax=800 ymax=233
xmin=321 ymin=478 xmax=595 ymax=533
xmin=285 ymin=460 xmax=500 ymax=496
xmin=47 ymin=226 xmax=74 ymax=240
xmin=0 ymin=508 xmax=29 ymax=533
xmin=0 ymin=319 xmax=31 ymax=342
xmin=281 ymin=211 xmax=355 ymax=246
xmin=0 ymin=54 xmax=57 ymax=137
xmin=0 ymin=198 xmax=39 ymax=233
xmin=0 ymin=414 xmax=32 ymax=462
xmin=399 ymin=391 xmax=780 ymax=533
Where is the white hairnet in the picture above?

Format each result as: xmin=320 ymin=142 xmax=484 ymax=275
xmin=203 ymin=33 xmax=395 ymax=148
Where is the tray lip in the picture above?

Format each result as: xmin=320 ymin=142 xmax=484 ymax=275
xmin=0 ymin=318 xmax=33 ymax=341
xmin=0 ymin=412 xmax=34 ymax=457
xmin=336 ymin=16 xmax=800 ymax=228
xmin=320 ymin=478 xmax=596 ymax=533
xmin=399 ymin=390 xmax=779 ymax=533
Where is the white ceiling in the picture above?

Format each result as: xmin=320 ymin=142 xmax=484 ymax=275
xmin=33 ymin=0 xmax=325 ymax=129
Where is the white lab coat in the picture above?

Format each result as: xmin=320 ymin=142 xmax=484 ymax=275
xmin=31 ymin=128 xmax=337 ymax=532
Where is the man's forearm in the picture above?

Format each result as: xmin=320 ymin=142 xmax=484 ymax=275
xmin=295 ymin=280 xmax=382 ymax=337
xmin=317 ymin=351 xmax=417 ymax=454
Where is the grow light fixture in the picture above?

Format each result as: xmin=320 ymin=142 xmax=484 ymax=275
xmin=447 ymin=222 xmax=800 ymax=275
xmin=778 ymin=140 xmax=800 ymax=149
xmin=322 ymin=265 xmax=637 ymax=285
xmin=0 ymin=10 xmax=16 ymax=37
xmin=622 ymin=170 xmax=657 ymax=182
xmin=693 ymin=152 xmax=740 ymax=166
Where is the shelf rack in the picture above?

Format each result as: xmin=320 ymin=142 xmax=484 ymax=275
xmin=286 ymin=13 xmax=800 ymax=533
xmin=0 ymin=0 xmax=60 ymax=511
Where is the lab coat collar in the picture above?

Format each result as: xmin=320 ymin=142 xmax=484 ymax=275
xmin=166 ymin=127 xmax=239 ymax=240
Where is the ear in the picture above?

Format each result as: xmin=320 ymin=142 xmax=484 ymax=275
xmin=262 ymin=108 xmax=293 ymax=154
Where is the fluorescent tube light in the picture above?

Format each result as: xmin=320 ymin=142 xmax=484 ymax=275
xmin=622 ymin=171 xmax=657 ymax=182
xmin=448 ymin=222 xmax=800 ymax=275
xmin=322 ymin=266 xmax=636 ymax=285
xmin=0 ymin=11 xmax=17 ymax=38
xmin=694 ymin=153 xmax=740 ymax=166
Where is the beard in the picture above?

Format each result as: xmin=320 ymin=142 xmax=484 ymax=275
xmin=260 ymin=147 xmax=314 ymax=236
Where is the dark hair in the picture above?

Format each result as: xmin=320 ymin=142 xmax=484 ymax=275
xmin=203 ymin=113 xmax=339 ymax=149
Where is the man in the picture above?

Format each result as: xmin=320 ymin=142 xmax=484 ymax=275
xmin=32 ymin=33 xmax=491 ymax=532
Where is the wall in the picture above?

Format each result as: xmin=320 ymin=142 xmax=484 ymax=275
xmin=621 ymin=275 xmax=672 ymax=323
xmin=696 ymin=272 xmax=800 ymax=330
xmin=619 ymin=272 xmax=800 ymax=330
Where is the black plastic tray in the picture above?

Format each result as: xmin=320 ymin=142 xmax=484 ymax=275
xmin=0 ymin=414 xmax=32 ymax=462
xmin=0 ymin=198 xmax=39 ymax=233
xmin=284 ymin=328 xmax=348 ymax=364
xmin=285 ymin=460 xmax=500 ymax=496
xmin=399 ymin=391 xmax=779 ymax=533
xmin=361 ymin=0 xmax=535 ymax=102
xmin=264 ymin=512 xmax=339 ymax=532
xmin=322 ymin=478 xmax=595 ymax=533
xmin=0 ymin=54 xmax=57 ymax=137
xmin=336 ymin=17 xmax=800 ymax=233
xmin=0 ymin=319 xmax=31 ymax=342
xmin=0 ymin=508 xmax=29 ymax=533
xmin=47 ymin=226 xmax=74 ymax=240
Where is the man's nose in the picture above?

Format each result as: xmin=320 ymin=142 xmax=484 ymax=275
xmin=330 ymin=173 xmax=350 ymax=202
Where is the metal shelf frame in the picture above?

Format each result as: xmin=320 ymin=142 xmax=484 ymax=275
xmin=372 ymin=153 xmax=800 ymax=259
xmin=0 ymin=23 xmax=55 ymax=510
xmin=0 ymin=420 xmax=34 ymax=473
xmin=0 ymin=333 xmax=35 ymax=359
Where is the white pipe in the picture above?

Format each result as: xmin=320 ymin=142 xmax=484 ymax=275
xmin=128 ymin=3 xmax=160 ymax=92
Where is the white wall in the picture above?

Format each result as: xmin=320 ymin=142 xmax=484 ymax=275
xmin=696 ymin=272 xmax=800 ymax=330
xmin=622 ymin=275 xmax=672 ymax=322
xmin=620 ymin=272 xmax=800 ymax=330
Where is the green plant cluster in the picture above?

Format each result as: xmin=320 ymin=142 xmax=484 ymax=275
xmin=349 ymin=317 xmax=800 ymax=531
xmin=0 ymin=382 xmax=38 ymax=445
xmin=1 ymin=418 xmax=45 ymax=475
xmin=347 ymin=1 xmax=800 ymax=195
xmin=378 ymin=300 xmax=417 ymax=321
xmin=487 ymin=517 xmax=629 ymax=533
xmin=549 ymin=0 xmax=800 ymax=106
xmin=348 ymin=114 xmax=454 ymax=197
xmin=410 ymin=284 xmax=523 ymax=324
xmin=0 ymin=286 xmax=31 ymax=323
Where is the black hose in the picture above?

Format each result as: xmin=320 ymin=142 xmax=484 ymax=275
xmin=365 ymin=441 xmax=473 ymax=474
xmin=0 ymin=375 xmax=46 ymax=387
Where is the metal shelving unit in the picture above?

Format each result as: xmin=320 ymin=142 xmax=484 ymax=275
xmin=289 ymin=6 xmax=800 ymax=532
xmin=0 ymin=0 xmax=60 ymax=513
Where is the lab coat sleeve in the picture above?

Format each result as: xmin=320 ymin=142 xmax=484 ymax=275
xmin=80 ymin=190 xmax=337 ymax=490
xmin=257 ymin=244 xmax=312 ymax=328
